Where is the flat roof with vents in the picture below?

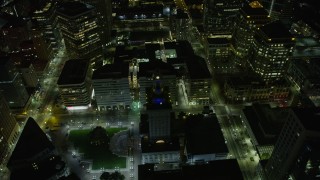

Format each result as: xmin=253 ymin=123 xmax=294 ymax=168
xmin=57 ymin=59 xmax=89 ymax=85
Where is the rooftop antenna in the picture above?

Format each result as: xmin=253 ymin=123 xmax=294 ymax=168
xmin=269 ymin=0 xmax=275 ymax=17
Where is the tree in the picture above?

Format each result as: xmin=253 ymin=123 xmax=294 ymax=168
xmin=100 ymin=172 xmax=110 ymax=180
xmin=109 ymin=171 xmax=125 ymax=180
xmin=59 ymin=172 xmax=80 ymax=180
xmin=89 ymin=126 xmax=109 ymax=146
xmin=99 ymin=171 xmax=124 ymax=180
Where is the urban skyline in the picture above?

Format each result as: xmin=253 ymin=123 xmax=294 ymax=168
xmin=0 ymin=0 xmax=320 ymax=180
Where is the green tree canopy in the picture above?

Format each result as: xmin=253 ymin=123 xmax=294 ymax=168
xmin=109 ymin=171 xmax=125 ymax=180
xmin=100 ymin=172 xmax=110 ymax=180
xmin=89 ymin=126 xmax=109 ymax=146
xmin=100 ymin=171 xmax=125 ymax=180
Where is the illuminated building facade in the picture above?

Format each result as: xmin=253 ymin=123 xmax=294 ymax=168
xmin=81 ymin=0 xmax=112 ymax=47
xmin=18 ymin=63 xmax=38 ymax=88
xmin=0 ymin=93 xmax=19 ymax=166
xmin=56 ymin=1 xmax=103 ymax=68
xmin=57 ymin=59 xmax=92 ymax=110
xmin=265 ymin=108 xmax=320 ymax=180
xmin=205 ymin=38 xmax=231 ymax=59
xmin=203 ymin=0 xmax=241 ymax=36
xmin=141 ymin=138 xmax=180 ymax=164
xmin=145 ymin=85 xmax=173 ymax=140
xmin=32 ymin=1 xmax=61 ymax=55
xmin=92 ymin=62 xmax=131 ymax=111
xmin=224 ymin=75 xmax=290 ymax=103
xmin=29 ymin=27 xmax=52 ymax=64
xmin=138 ymin=61 xmax=177 ymax=106
xmin=185 ymin=56 xmax=211 ymax=106
xmin=172 ymin=10 xmax=191 ymax=41
xmin=204 ymin=37 xmax=234 ymax=73
xmin=232 ymin=1 xmax=269 ymax=67
xmin=140 ymin=69 xmax=178 ymax=164
xmin=250 ymin=21 xmax=294 ymax=83
xmin=0 ymin=56 xmax=29 ymax=108
xmin=287 ymin=58 xmax=320 ymax=106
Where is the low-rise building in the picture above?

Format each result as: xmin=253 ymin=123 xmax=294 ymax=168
xmin=224 ymin=75 xmax=290 ymax=103
xmin=139 ymin=60 xmax=177 ymax=106
xmin=141 ymin=138 xmax=180 ymax=164
xmin=92 ymin=62 xmax=131 ymax=111
xmin=138 ymin=159 xmax=243 ymax=180
xmin=185 ymin=114 xmax=228 ymax=163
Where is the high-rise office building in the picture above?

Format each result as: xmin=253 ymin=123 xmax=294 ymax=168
xmin=29 ymin=27 xmax=51 ymax=61
xmin=232 ymin=1 xmax=270 ymax=67
xmin=145 ymin=85 xmax=173 ymax=141
xmin=173 ymin=10 xmax=191 ymax=41
xmin=203 ymin=0 xmax=241 ymax=36
xmin=0 ymin=93 xmax=19 ymax=166
xmin=56 ymin=1 xmax=103 ymax=68
xmin=80 ymin=0 xmax=112 ymax=47
xmin=57 ymin=59 xmax=92 ymax=110
xmin=265 ymin=108 xmax=320 ymax=180
xmin=185 ymin=55 xmax=211 ymax=106
xmin=250 ymin=20 xmax=294 ymax=83
xmin=7 ymin=117 xmax=66 ymax=180
xmin=0 ymin=56 xmax=29 ymax=108
xmin=32 ymin=1 xmax=62 ymax=56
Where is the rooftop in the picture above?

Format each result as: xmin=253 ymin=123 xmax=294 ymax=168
xmin=145 ymin=43 xmax=161 ymax=60
xmin=243 ymin=104 xmax=287 ymax=145
xmin=145 ymin=86 xmax=172 ymax=110
xmin=241 ymin=3 xmax=268 ymax=17
xmin=129 ymin=30 xmax=168 ymax=42
xmin=182 ymin=159 xmax=243 ymax=180
xmin=8 ymin=117 xmax=54 ymax=164
xmin=92 ymin=62 xmax=129 ymax=79
xmin=185 ymin=114 xmax=228 ymax=154
xmin=292 ymin=107 xmax=320 ymax=132
xmin=175 ymin=10 xmax=189 ymax=19
xmin=57 ymin=1 xmax=94 ymax=17
xmin=0 ymin=55 xmax=10 ymax=66
xmin=0 ymin=12 xmax=26 ymax=28
xmin=293 ymin=39 xmax=320 ymax=57
xmin=114 ymin=45 xmax=147 ymax=63
xmin=138 ymin=164 xmax=182 ymax=180
xmin=185 ymin=55 xmax=211 ymax=79
xmin=138 ymin=159 xmax=243 ymax=180
xmin=138 ymin=60 xmax=176 ymax=78
xmin=57 ymin=59 xmax=89 ymax=85
xmin=164 ymin=41 xmax=194 ymax=58
xmin=141 ymin=137 xmax=180 ymax=153
xmin=0 ymin=56 xmax=13 ymax=81
xmin=259 ymin=21 xmax=294 ymax=41
xmin=207 ymin=38 xmax=230 ymax=45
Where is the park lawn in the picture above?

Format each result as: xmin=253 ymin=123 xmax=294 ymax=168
xmin=69 ymin=127 xmax=127 ymax=170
